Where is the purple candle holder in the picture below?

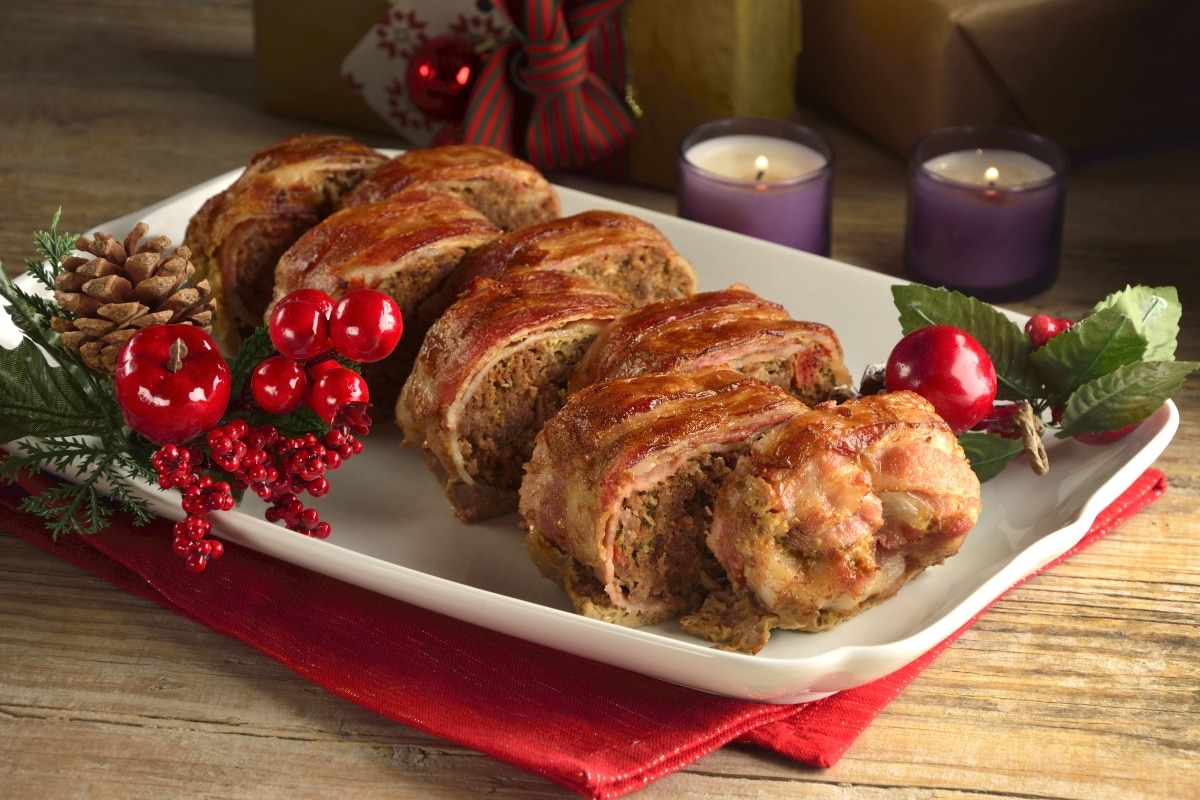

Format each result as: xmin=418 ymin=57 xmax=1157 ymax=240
xmin=904 ymin=125 xmax=1069 ymax=302
xmin=677 ymin=118 xmax=834 ymax=255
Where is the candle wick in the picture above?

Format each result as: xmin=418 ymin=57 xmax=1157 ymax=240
xmin=753 ymin=155 xmax=769 ymax=183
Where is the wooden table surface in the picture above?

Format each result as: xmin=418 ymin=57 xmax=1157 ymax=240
xmin=2 ymin=2 xmax=1198 ymax=798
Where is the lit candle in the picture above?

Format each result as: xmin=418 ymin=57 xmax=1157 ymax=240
xmin=677 ymin=119 xmax=834 ymax=255
xmin=923 ymin=148 xmax=1057 ymax=188
xmin=904 ymin=126 xmax=1069 ymax=302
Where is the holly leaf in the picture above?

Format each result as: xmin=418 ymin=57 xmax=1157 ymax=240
xmin=957 ymin=431 xmax=1026 ymax=483
xmin=1055 ymin=360 xmax=1199 ymax=437
xmin=891 ymin=284 xmax=1041 ymax=401
xmin=1029 ymin=305 xmax=1148 ymax=402
xmin=1084 ymin=285 xmax=1180 ymax=362
xmin=0 ymin=339 xmax=110 ymax=440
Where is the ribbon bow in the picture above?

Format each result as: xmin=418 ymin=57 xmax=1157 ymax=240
xmin=464 ymin=0 xmax=634 ymax=172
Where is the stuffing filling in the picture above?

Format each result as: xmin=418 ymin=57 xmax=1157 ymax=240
xmin=610 ymin=452 xmax=735 ymax=616
xmin=458 ymin=334 xmax=596 ymax=491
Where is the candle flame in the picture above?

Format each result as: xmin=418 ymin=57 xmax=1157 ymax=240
xmin=984 ymin=166 xmax=1000 ymax=186
xmin=754 ymin=155 xmax=769 ymax=181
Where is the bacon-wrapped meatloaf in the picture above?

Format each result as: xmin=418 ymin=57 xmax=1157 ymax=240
xmin=398 ymin=271 xmax=632 ymax=523
xmin=569 ymin=284 xmax=852 ymax=405
xmin=270 ymin=190 xmax=503 ymax=411
xmin=520 ymin=369 xmax=807 ymax=627
xmin=681 ymin=390 xmax=982 ymax=653
xmin=422 ymin=210 xmax=698 ymax=323
xmin=184 ymin=133 xmax=387 ymax=346
xmin=340 ymin=144 xmax=560 ymax=232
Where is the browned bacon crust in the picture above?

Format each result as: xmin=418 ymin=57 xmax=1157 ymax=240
xmin=398 ymin=271 xmax=632 ymax=522
xmin=423 ymin=210 xmax=698 ymax=323
xmin=271 ymin=190 xmax=502 ymax=411
xmin=184 ymin=134 xmax=388 ymax=346
xmin=340 ymin=144 xmax=560 ymax=232
xmin=569 ymin=284 xmax=852 ymax=404
xmin=520 ymin=369 xmax=807 ymax=627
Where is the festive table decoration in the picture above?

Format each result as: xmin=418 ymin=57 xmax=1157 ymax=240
xmin=341 ymin=0 xmax=636 ymax=172
xmin=904 ymin=125 xmax=1069 ymax=301
xmin=881 ymin=283 xmax=1198 ymax=481
xmin=0 ymin=212 xmax=403 ymax=572
xmin=677 ymin=117 xmax=834 ymax=254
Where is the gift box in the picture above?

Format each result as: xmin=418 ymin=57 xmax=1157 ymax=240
xmin=794 ymin=0 xmax=1200 ymax=158
xmin=253 ymin=0 xmax=802 ymax=188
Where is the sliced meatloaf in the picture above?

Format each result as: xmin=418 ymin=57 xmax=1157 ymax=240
xmin=184 ymin=133 xmax=388 ymax=348
xmin=270 ymin=189 xmax=502 ymax=412
xmin=398 ymin=270 xmax=632 ymax=522
xmin=520 ymin=368 xmax=807 ymax=628
xmin=569 ymin=283 xmax=853 ymax=405
xmin=339 ymin=143 xmax=560 ymax=232
xmin=421 ymin=209 xmax=698 ymax=324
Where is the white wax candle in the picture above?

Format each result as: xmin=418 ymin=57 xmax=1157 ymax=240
xmin=923 ymin=148 xmax=1056 ymax=188
xmin=684 ymin=134 xmax=827 ymax=182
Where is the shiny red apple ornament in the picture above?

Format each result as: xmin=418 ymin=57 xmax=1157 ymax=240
xmin=115 ymin=324 xmax=232 ymax=445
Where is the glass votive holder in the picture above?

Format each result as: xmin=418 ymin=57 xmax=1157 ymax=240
xmin=677 ymin=118 xmax=834 ymax=255
xmin=904 ymin=124 xmax=1069 ymax=302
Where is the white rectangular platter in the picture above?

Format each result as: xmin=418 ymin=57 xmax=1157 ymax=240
xmin=10 ymin=169 xmax=1179 ymax=703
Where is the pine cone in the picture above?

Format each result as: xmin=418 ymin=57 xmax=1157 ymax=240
xmin=50 ymin=222 xmax=217 ymax=373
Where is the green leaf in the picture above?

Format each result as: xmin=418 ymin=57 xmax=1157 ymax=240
xmin=1030 ymin=306 xmax=1147 ymax=401
xmin=1055 ymin=360 xmax=1199 ymax=437
xmin=0 ymin=340 xmax=110 ymax=440
xmin=227 ymin=325 xmax=277 ymax=400
xmin=1084 ymin=285 xmax=1181 ymax=362
xmin=957 ymin=431 xmax=1026 ymax=483
xmin=891 ymin=284 xmax=1041 ymax=401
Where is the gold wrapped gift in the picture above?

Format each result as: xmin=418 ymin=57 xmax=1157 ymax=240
xmin=795 ymin=0 xmax=1200 ymax=156
xmin=253 ymin=0 xmax=802 ymax=188
xmin=623 ymin=0 xmax=802 ymax=188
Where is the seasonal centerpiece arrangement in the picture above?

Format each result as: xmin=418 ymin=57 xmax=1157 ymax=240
xmin=876 ymin=283 xmax=1196 ymax=481
xmin=0 ymin=211 xmax=402 ymax=572
xmin=0 ymin=207 xmax=1194 ymax=589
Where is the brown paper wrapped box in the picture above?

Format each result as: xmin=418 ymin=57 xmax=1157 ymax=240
xmin=253 ymin=0 xmax=801 ymax=189
xmin=795 ymin=0 xmax=1200 ymax=158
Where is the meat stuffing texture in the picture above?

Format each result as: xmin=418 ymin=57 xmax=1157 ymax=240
xmin=398 ymin=271 xmax=632 ymax=522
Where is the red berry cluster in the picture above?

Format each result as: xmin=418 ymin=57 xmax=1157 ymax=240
xmin=127 ymin=287 xmax=403 ymax=574
xmin=251 ymin=288 xmax=402 ymax=428
xmin=150 ymin=420 xmax=366 ymax=571
xmin=151 ymin=444 xmax=233 ymax=573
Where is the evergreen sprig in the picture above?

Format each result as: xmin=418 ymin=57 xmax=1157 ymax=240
xmin=0 ymin=211 xmax=157 ymax=536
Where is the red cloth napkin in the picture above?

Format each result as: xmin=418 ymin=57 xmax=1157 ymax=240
xmin=1 ymin=465 xmax=1167 ymax=799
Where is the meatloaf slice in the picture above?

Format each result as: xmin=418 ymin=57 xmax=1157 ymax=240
xmin=339 ymin=143 xmax=560 ymax=232
xmin=270 ymin=190 xmax=502 ymax=413
xmin=682 ymin=391 xmax=982 ymax=653
xmin=520 ymin=369 xmax=807 ymax=627
xmin=569 ymin=283 xmax=853 ymax=405
xmin=184 ymin=133 xmax=388 ymax=348
xmin=398 ymin=270 xmax=632 ymax=522
xmin=421 ymin=210 xmax=698 ymax=324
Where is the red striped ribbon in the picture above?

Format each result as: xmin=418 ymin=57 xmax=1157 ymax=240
xmin=463 ymin=0 xmax=634 ymax=172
